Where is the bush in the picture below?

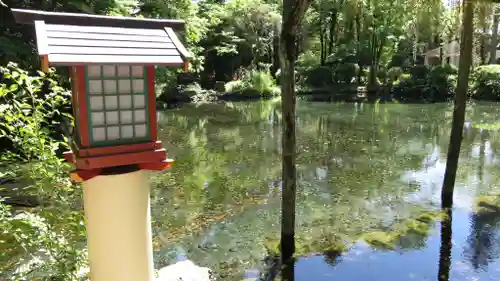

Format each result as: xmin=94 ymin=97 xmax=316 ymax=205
xmin=409 ymin=65 xmax=429 ymax=79
xmin=0 ymin=63 xmax=72 ymax=157
xmin=225 ymin=69 xmax=279 ymax=97
xmin=304 ymin=66 xmax=333 ymax=87
xmin=430 ymin=64 xmax=458 ymax=76
xmin=0 ymin=62 xmax=87 ymax=279
xmin=392 ymin=65 xmax=455 ymax=102
xmin=334 ymin=63 xmax=358 ymax=84
xmin=471 ymin=65 xmax=500 ymax=101
xmin=387 ymin=67 xmax=403 ymax=82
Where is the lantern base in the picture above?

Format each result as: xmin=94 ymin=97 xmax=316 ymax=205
xmin=64 ymin=140 xmax=174 ymax=182
xmin=69 ymin=160 xmax=173 ymax=183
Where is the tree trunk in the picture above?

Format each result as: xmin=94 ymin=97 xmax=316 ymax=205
xmin=441 ymin=0 xmax=474 ymax=210
xmin=327 ymin=8 xmax=338 ymax=56
xmin=480 ymin=27 xmax=487 ymax=65
xmin=280 ymin=0 xmax=312 ymax=271
xmin=489 ymin=8 xmax=499 ymax=64
xmin=355 ymin=11 xmax=362 ymax=84
xmin=320 ymin=15 xmax=326 ymax=65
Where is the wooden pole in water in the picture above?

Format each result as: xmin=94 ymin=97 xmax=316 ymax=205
xmin=441 ymin=0 xmax=474 ymax=210
xmin=279 ymin=0 xmax=313 ymax=271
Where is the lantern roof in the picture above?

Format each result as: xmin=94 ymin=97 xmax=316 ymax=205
xmin=11 ymin=9 xmax=192 ymax=66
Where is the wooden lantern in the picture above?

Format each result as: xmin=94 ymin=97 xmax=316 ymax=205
xmin=12 ymin=9 xmax=192 ymax=181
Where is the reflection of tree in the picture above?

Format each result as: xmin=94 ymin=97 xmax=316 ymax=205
xmin=323 ymin=250 xmax=342 ymax=267
xmin=464 ymin=210 xmax=500 ymax=270
xmin=438 ymin=210 xmax=452 ymax=281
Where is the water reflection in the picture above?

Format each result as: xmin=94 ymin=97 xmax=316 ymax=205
xmin=464 ymin=209 xmax=500 ymax=270
xmin=438 ymin=210 xmax=452 ymax=281
xmin=151 ymin=101 xmax=500 ymax=281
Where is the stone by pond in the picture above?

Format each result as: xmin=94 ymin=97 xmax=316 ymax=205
xmin=145 ymin=100 xmax=500 ymax=281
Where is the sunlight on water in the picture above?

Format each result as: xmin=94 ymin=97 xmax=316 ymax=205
xmin=150 ymin=101 xmax=500 ymax=281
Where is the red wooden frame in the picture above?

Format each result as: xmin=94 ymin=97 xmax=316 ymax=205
xmin=65 ymin=65 xmax=171 ymax=182
xmin=147 ymin=66 xmax=157 ymax=142
xmin=75 ymin=65 xmax=90 ymax=147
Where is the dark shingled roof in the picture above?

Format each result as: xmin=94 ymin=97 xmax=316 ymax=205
xmin=12 ymin=9 xmax=191 ymax=66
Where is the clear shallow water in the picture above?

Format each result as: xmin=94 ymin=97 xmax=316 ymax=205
xmin=150 ymin=101 xmax=500 ymax=280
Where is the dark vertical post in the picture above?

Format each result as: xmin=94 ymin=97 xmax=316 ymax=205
xmin=280 ymin=0 xmax=298 ymax=266
xmin=441 ymin=0 xmax=474 ymax=210
xmin=279 ymin=1 xmax=312 ymax=278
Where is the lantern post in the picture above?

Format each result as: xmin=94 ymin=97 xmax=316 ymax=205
xmin=12 ymin=8 xmax=191 ymax=281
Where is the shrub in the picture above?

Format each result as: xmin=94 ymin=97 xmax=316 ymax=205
xmin=471 ymin=65 xmax=500 ymax=101
xmin=304 ymin=66 xmax=333 ymax=87
xmin=0 ymin=62 xmax=87 ymax=279
xmin=430 ymin=64 xmax=458 ymax=76
xmin=0 ymin=64 xmax=72 ymax=157
xmin=387 ymin=67 xmax=403 ymax=82
xmin=225 ymin=69 xmax=279 ymax=97
xmin=409 ymin=65 xmax=429 ymax=79
xmin=392 ymin=66 xmax=455 ymax=102
xmin=334 ymin=63 xmax=358 ymax=84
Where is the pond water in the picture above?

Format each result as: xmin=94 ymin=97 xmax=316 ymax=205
xmin=149 ymin=100 xmax=500 ymax=281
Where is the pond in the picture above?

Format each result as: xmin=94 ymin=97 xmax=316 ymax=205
xmin=149 ymin=100 xmax=500 ymax=281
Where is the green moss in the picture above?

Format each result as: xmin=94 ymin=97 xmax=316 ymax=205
xmin=475 ymin=193 xmax=500 ymax=214
xmin=263 ymin=236 xmax=281 ymax=258
xmin=263 ymin=234 xmax=348 ymax=259
xmin=264 ymin=210 xmax=441 ymax=257
xmin=415 ymin=211 xmax=440 ymax=223
xmin=361 ymin=231 xmax=398 ymax=250
xmin=361 ymin=210 xmax=441 ymax=250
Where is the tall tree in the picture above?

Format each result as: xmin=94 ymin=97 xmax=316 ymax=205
xmin=280 ymin=0 xmax=313 ymax=272
xmin=441 ymin=0 xmax=474 ymax=210
xmin=489 ymin=7 xmax=499 ymax=64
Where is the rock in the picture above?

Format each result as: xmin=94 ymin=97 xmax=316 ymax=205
xmin=157 ymin=260 xmax=215 ymax=281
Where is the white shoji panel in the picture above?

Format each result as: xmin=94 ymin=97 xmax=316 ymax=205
xmin=132 ymin=79 xmax=144 ymax=93
xmin=134 ymin=109 xmax=146 ymax=123
xmin=107 ymin=126 xmax=120 ymax=140
xmin=133 ymin=95 xmax=145 ymax=108
xmin=131 ymin=66 xmax=144 ymax=77
xmin=91 ymin=112 xmax=105 ymax=126
xmin=121 ymin=125 xmax=134 ymax=139
xmin=106 ymin=111 xmax=119 ymax=125
xmin=88 ymin=80 xmax=102 ymax=95
xmin=102 ymin=65 xmax=116 ymax=76
xmin=135 ymin=124 xmax=147 ymax=137
xmin=120 ymin=110 xmax=133 ymax=124
xmin=118 ymin=65 xmax=130 ymax=77
xmin=103 ymin=80 xmax=116 ymax=94
xmin=105 ymin=96 xmax=118 ymax=110
xmin=93 ymin=127 xmax=106 ymax=141
xmin=118 ymin=80 xmax=131 ymax=94
xmin=88 ymin=65 xmax=101 ymax=78
xmin=119 ymin=95 xmax=132 ymax=109
xmin=90 ymin=96 xmax=103 ymax=110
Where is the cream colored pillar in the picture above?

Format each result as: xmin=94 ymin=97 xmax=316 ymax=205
xmin=83 ymin=169 xmax=154 ymax=281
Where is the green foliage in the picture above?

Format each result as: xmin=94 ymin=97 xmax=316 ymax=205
xmin=0 ymin=63 xmax=86 ymax=279
xmin=334 ymin=63 xmax=359 ymax=84
xmin=409 ymin=65 xmax=429 ymax=80
xmin=387 ymin=67 xmax=403 ymax=82
xmin=304 ymin=66 xmax=333 ymax=88
xmin=225 ymin=69 xmax=279 ymax=97
xmin=471 ymin=65 xmax=500 ymax=101
xmin=392 ymin=64 xmax=456 ymax=102
xmin=0 ymin=63 xmax=72 ymax=156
